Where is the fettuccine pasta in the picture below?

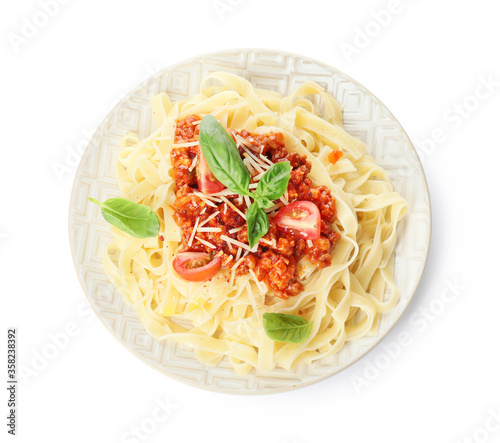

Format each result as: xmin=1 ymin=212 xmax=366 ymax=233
xmin=102 ymin=72 xmax=407 ymax=374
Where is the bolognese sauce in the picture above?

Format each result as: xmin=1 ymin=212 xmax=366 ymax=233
xmin=170 ymin=115 xmax=340 ymax=299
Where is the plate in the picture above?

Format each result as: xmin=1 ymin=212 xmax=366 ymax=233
xmin=69 ymin=49 xmax=431 ymax=394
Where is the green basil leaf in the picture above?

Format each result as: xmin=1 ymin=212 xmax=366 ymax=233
xmin=255 ymin=197 xmax=274 ymax=209
xmin=263 ymin=313 xmax=312 ymax=343
xmin=199 ymin=115 xmax=250 ymax=195
xmin=254 ymin=161 xmax=291 ymax=201
xmin=89 ymin=197 xmax=160 ymax=239
xmin=246 ymin=202 xmax=269 ymax=248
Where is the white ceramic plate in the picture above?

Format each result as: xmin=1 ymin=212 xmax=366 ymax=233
xmin=69 ymin=49 xmax=431 ymax=394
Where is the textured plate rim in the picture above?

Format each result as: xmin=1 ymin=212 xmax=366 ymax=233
xmin=68 ymin=48 xmax=432 ymax=395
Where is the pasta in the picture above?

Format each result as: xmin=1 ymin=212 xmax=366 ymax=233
xmin=102 ymin=72 xmax=407 ymax=374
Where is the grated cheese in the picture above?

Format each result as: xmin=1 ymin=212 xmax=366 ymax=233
xmin=199 ymin=211 xmax=220 ymax=227
xmin=172 ymin=141 xmax=199 ymax=148
xmin=243 ymin=146 xmax=270 ymax=170
xmin=230 ymin=257 xmax=244 ymax=271
xmin=259 ymin=154 xmax=274 ymax=166
xmin=307 ymin=240 xmax=313 ymax=248
xmin=235 ymin=246 xmax=243 ymax=263
xmin=229 ymin=267 xmax=237 ymax=288
xmin=249 ymin=269 xmax=267 ymax=294
xmin=193 ymin=190 xmax=222 ymax=203
xmin=248 ymin=183 xmax=258 ymax=189
xmin=197 ymin=227 xmax=222 ymax=233
xmin=187 ymin=217 xmax=201 ymax=247
xmin=221 ymin=235 xmax=254 ymax=252
xmin=195 ymin=236 xmax=216 ymax=249
xmin=188 ymin=155 xmax=198 ymax=172
xmin=192 ymin=192 xmax=217 ymax=207
xmin=219 ymin=196 xmax=247 ymax=219
xmin=229 ymin=250 xmax=250 ymax=287
xmin=222 ymin=254 xmax=233 ymax=266
xmin=242 ymin=148 xmax=265 ymax=173
xmin=210 ymin=189 xmax=238 ymax=197
xmin=242 ymin=157 xmax=256 ymax=175
xmin=230 ymin=249 xmax=250 ymax=271
xmin=228 ymin=226 xmax=244 ymax=234
xmin=264 ymin=203 xmax=284 ymax=213
xmin=253 ymin=171 xmax=265 ymax=181
xmin=234 ymin=133 xmax=255 ymax=149
xmin=259 ymin=238 xmax=274 ymax=246
xmin=243 ymin=195 xmax=251 ymax=208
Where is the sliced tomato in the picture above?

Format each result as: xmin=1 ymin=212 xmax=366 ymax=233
xmin=173 ymin=252 xmax=222 ymax=282
xmin=274 ymin=201 xmax=321 ymax=240
xmin=197 ymin=147 xmax=225 ymax=194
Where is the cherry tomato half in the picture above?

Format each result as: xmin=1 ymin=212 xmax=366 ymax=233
xmin=274 ymin=201 xmax=321 ymax=240
xmin=197 ymin=147 xmax=225 ymax=194
xmin=173 ymin=252 xmax=222 ymax=282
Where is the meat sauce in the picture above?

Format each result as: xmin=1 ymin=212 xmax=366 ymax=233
xmin=170 ymin=115 xmax=340 ymax=299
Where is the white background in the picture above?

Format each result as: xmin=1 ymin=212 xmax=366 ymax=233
xmin=1 ymin=1 xmax=499 ymax=442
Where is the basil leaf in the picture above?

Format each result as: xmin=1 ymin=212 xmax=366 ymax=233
xmin=246 ymin=202 xmax=269 ymax=248
xmin=199 ymin=115 xmax=250 ymax=195
xmin=254 ymin=161 xmax=291 ymax=201
xmin=255 ymin=197 xmax=274 ymax=209
xmin=263 ymin=313 xmax=312 ymax=343
xmin=89 ymin=197 xmax=160 ymax=239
